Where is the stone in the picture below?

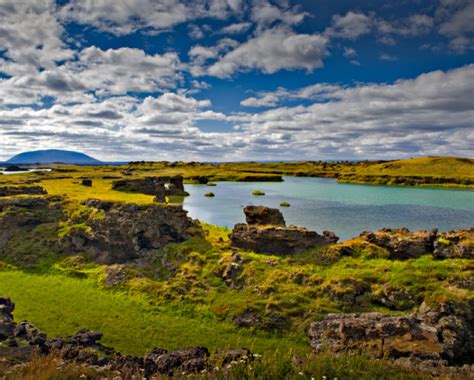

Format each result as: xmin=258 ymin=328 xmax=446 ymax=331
xmin=216 ymin=348 xmax=252 ymax=366
xmin=144 ymin=347 xmax=209 ymax=376
xmin=359 ymin=228 xmax=437 ymax=260
xmin=72 ymin=329 xmax=103 ymax=346
xmin=81 ymin=179 xmax=92 ymax=187
xmin=323 ymin=278 xmax=371 ymax=308
xmin=433 ymin=228 xmax=474 ymax=259
xmin=230 ymin=224 xmax=338 ymax=255
xmin=244 ymin=205 xmax=286 ymax=226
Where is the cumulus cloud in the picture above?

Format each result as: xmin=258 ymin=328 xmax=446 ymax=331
xmin=325 ymin=11 xmax=373 ymax=40
xmin=0 ymin=46 xmax=183 ymax=105
xmin=437 ymin=0 xmax=474 ymax=51
xmin=206 ymin=26 xmax=328 ymax=77
xmin=0 ymin=0 xmax=73 ymax=76
xmin=59 ymin=0 xmax=243 ymax=35
xmin=220 ymin=22 xmax=252 ymax=34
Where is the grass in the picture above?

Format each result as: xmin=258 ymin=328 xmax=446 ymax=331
xmin=205 ymin=192 xmax=215 ymax=197
xmin=252 ymin=190 xmax=265 ymax=196
xmin=0 ymin=270 xmax=308 ymax=357
xmin=280 ymin=201 xmax=290 ymax=207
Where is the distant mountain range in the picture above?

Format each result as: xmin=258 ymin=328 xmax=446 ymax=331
xmin=5 ymin=149 xmax=101 ymax=165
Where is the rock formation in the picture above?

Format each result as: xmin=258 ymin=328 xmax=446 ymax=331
xmin=230 ymin=206 xmax=338 ymax=255
xmin=0 ymin=196 xmax=63 ymax=255
xmin=359 ymin=227 xmax=437 ymax=259
xmin=0 ymin=185 xmax=47 ymax=197
xmin=0 ymin=297 xmax=252 ymax=377
xmin=81 ymin=179 xmax=92 ymax=187
xmin=112 ymin=175 xmax=188 ymax=202
xmin=308 ymin=300 xmax=474 ymax=369
xmin=243 ymin=205 xmax=285 ymax=226
xmin=64 ymin=199 xmax=199 ymax=263
xmin=433 ymin=228 xmax=474 ymax=259
xmin=358 ymin=227 xmax=473 ymax=260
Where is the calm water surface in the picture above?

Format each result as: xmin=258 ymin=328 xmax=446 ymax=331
xmin=183 ymin=177 xmax=474 ymax=241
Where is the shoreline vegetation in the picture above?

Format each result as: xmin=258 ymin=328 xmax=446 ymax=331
xmin=1 ymin=156 xmax=472 ymax=191
xmin=0 ymin=155 xmax=473 ymax=379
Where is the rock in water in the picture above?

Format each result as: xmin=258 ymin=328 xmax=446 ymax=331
xmin=230 ymin=206 xmax=338 ymax=255
xmin=244 ymin=205 xmax=286 ymax=226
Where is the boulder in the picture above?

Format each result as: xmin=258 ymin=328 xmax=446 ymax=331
xmin=144 ymin=347 xmax=209 ymax=376
xmin=308 ymin=300 xmax=474 ymax=366
xmin=230 ymin=224 xmax=338 ymax=255
xmin=63 ymin=199 xmax=199 ymax=263
xmin=359 ymin=228 xmax=437 ymax=260
xmin=244 ymin=205 xmax=286 ymax=226
xmin=433 ymin=228 xmax=474 ymax=259
xmin=81 ymin=179 xmax=92 ymax=187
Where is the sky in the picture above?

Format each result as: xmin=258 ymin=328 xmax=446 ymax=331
xmin=0 ymin=0 xmax=473 ymax=162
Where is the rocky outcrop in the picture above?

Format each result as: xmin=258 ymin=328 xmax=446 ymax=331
xmin=0 ymin=196 xmax=63 ymax=255
xmin=357 ymin=227 xmax=474 ymax=260
xmin=230 ymin=205 xmax=337 ymax=255
xmin=243 ymin=205 xmax=285 ymax=226
xmin=0 ymin=185 xmax=47 ymax=197
xmin=112 ymin=175 xmax=188 ymax=202
xmin=63 ymin=199 xmax=199 ymax=263
xmin=230 ymin=224 xmax=338 ymax=255
xmin=359 ymin=228 xmax=437 ymax=260
xmin=0 ymin=297 xmax=253 ymax=377
xmin=433 ymin=228 xmax=474 ymax=259
xmin=308 ymin=300 xmax=474 ymax=369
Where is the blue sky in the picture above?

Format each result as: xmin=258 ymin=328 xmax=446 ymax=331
xmin=0 ymin=0 xmax=473 ymax=161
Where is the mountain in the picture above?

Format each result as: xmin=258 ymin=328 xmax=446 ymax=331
xmin=6 ymin=149 xmax=101 ymax=165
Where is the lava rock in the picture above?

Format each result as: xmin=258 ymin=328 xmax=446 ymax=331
xmin=244 ymin=205 xmax=286 ymax=226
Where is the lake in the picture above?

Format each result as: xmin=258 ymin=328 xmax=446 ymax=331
xmin=183 ymin=177 xmax=474 ymax=241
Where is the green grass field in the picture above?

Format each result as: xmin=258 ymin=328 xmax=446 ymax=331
xmin=0 ymin=270 xmax=307 ymax=356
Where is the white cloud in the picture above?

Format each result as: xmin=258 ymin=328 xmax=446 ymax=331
xmin=438 ymin=0 xmax=474 ymax=51
xmin=59 ymin=0 xmax=244 ymax=36
xmin=250 ymin=0 xmax=307 ymax=28
xmin=325 ymin=11 xmax=373 ymax=40
xmin=0 ymin=46 xmax=183 ymax=106
xmin=220 ymin=22 xmax=252 ymax=34
xmin=379 ymin=53 xmax=398 ymax=61
xmin=0 ymin=0 xmax=73 ymax=76
xmin=207 ymin=26 xmax=328 ymax=77
xmin=241 ymin=94 xmax=279 ymax=107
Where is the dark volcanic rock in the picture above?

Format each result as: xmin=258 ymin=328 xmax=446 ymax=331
xmin=0 ymin=196 xmax=63 ymax=256
xmin=359 ymin=228 xmax=437 ymax=260
xmin=81 ymin=179 xmax=92 ymax=187
xmin=308 ymin=300 xmax=474 ymax=366
xmin=0 ymin=185 xmax=47 ymax=197
xmin=145 ymin=347 xmax=209 ymax=376
xmin=244 ymin=205 xmax=286 ymax=226
xmin=64 ymin=199 xmax=199 ymax=263
xmin=433 ymin=228 xmax=474 ymax=259
xmin=230 ymin=224 xmax=338 ymax=255
xmin=112 ymin=175 xmax=187 ymax=200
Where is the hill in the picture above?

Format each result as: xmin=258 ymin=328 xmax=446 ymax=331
xmin=6 ymin=149 xmax=101 ymax=164
xmin=355 ymin=156 xmax=474 ymax=178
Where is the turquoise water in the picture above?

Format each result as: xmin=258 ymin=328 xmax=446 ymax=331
xmin=183 ymin=177 xmax=474 ymax=241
